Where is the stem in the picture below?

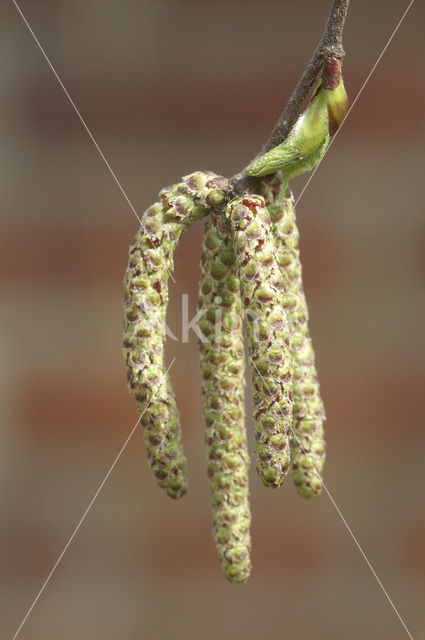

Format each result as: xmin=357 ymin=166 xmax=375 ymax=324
xmin=230 ymin=0 xmax=350 ymax=196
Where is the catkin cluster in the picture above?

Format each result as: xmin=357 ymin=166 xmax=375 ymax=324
xmin=123 ymin=174 xmax=325 ymax=581
xmin=122 ymin=62 xmax=347 ymax=581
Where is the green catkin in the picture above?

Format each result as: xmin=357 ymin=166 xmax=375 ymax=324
xmin=198 ymin=211 xmax=251 ymax=583
xmin=257 ymin=172 xmax=326 ymax=497
xmin=225 ymin=195 xmax=294 ymax=489
xmin=123 ymin=171 xmax=229 ymax=499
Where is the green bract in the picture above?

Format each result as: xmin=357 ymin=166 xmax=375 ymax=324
xmin=244 ymin=77 xmax=347 ymax=180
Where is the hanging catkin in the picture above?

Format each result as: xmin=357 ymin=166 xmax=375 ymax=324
xmin=225 ymin=194 xmax=294 ymax=489
xmin=122 ymin=53 xmax=348 ymax=580
xmin=198 ymin=210 xmax=251 ymax=583
xmin=258 ymin=172 xmax=326 ymax=497
xmin=123 ymin=171 xmax=229 ymax=499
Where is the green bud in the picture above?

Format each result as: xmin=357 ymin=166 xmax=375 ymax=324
xmin=244 ymin=62 xmax=348 ymax=180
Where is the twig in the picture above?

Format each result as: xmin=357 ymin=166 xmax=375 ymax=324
xmin=230 ymin=0 xmax=350 ymax=196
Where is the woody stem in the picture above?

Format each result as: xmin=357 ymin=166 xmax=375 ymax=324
xmin=230 ymin=0 xmax=350 ymax=196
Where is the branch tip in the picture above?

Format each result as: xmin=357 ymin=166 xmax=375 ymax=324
xmin=230 ymin=0 xmax=350 ymax=196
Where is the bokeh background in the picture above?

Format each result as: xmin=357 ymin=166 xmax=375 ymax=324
xmin=1 ymin=1 xmax=424 ymax=638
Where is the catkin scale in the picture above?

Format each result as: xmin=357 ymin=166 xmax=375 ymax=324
xmin=257 ymin=172 xmax=326 ymax=497
xmin=198 ymin=211 xmax=251 ymax=583
xmin=123 ymin=171 xmax=229 ymax=499
xmin=225 ymin=195 xmax=294 ymax=489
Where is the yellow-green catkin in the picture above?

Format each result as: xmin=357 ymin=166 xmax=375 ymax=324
xmin=123 ymin=171 xmax=229 ymax=499
xmin=257 ymin=172 xmax=326 ymax=497
xmin=225 ymin=195 xmax=294 ymax=489
xmin=198 ymin=210 xmax=251 ymax=583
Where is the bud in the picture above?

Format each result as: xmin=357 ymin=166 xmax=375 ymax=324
xmin=244 ymin=58 xmax=348 ymax=179
xmin=322 ymin=58 xmax=348 ymax=135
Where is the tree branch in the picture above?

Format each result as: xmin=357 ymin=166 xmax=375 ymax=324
xmin=230 ymin=0 xmax=350 ymax=196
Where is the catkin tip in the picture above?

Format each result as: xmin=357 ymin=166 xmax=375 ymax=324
xmin=224 ymin=562 xmax=251 ymax=584
xmin=165 ymin=483 xmax=188 ymax=500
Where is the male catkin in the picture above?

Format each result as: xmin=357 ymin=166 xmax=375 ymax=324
xmin=123 ymin=172 xmax=229 ymax=499
xmin=198 ymin=211 xmax=251 ymax=583
xmin=258 ymin=172 xmax=326 ymax=497
xmin=225 ymin=195 xmax=294 ymax=488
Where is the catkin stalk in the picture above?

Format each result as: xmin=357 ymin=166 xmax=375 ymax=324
xmin=198 ymin=211 xmax=251 ymax=583
xmin=225 ymin=195 xmax=294 ymax=489
xmin=123 ymin=171 xmax=229 ymax=499
xmin=258 ymin=173 xmax=326 ymax=497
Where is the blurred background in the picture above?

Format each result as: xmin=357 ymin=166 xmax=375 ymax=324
xmin=1 ymin=0 xmax=424 ymax=638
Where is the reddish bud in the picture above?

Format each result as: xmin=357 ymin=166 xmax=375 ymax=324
xmin=322 ymin=57 xmax=341 ymax=91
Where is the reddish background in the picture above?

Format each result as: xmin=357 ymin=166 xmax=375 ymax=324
xmin=1 ymin=1 xmax=424 ymax=638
